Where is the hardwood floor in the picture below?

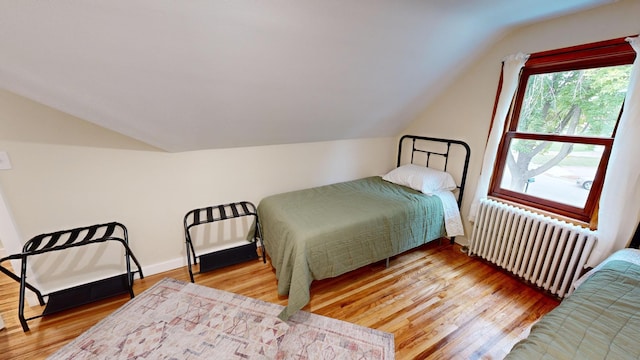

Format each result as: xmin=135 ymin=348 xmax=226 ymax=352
xmin=0 ymin=242 xmax=559 ymax=359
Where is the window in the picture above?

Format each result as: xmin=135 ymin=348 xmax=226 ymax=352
xmin=490 ymin=37 xmax=636 ymax=224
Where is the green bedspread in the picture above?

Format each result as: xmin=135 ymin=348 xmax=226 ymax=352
xmin=258 ymin=176 xmax=445 ymax=320
xmin=506 ymin=260 xmax=640 ymax=359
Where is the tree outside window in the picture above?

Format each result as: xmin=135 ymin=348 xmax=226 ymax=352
xmin=490 ymin=37 xmax=635 ymax=224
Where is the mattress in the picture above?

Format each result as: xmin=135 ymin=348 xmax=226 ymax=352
xmin=258 ymin=176 xmax=448 ymax=320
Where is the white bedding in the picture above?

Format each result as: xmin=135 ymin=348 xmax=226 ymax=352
xmin=434 ymin=190 xmax=464 ymax=237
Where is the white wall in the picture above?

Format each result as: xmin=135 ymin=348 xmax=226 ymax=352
xmin=404 ymin=0 xmax=640 ymax=245
xmin=0 ymin=89 xmax=396 ymax=291
xmin=0 ymin=185 xmax=26 ymax=277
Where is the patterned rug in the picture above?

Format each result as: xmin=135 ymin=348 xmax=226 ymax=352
xmin=48 ymin=278 xmax=394 ymax=359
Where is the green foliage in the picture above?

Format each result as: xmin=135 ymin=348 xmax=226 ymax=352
xmin=519 ymin=65 xmax=631 ymax=137
xmin=504 ymin=64 xmax=631 ymax=191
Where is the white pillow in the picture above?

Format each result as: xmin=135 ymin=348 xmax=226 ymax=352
xmin=382 ymin=164 xmax=457 ymax=195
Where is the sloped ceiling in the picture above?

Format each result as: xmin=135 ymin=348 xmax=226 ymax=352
xmin=0 ymin=1 xmax=614 ymax=152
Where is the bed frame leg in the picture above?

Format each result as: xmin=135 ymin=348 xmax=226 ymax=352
xmin=386 ymin=258 xmax=390 ymax=268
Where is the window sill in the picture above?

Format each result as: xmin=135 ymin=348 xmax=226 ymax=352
xmin=487 ymin=196 xmax=595 ymax=230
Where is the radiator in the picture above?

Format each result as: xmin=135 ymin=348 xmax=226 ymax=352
xmin=468 ymin=198 xmax=597 ymax=298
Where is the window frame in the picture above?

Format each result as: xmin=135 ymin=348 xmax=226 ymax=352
xmin=489 ymin=37 xmax=636 ymax=224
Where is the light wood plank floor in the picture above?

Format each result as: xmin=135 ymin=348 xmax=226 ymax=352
xmin=0 ymin=242 xmax=559 ymax=359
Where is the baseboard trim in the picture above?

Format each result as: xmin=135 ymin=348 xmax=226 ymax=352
xmin=135 ymin=256 xmax=187 ymax=279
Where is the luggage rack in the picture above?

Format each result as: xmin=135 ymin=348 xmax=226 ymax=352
xmin=184 ymin=201 xmax=265 ymax=283
xmin=0 ymin=222 xmax=144 ymax=332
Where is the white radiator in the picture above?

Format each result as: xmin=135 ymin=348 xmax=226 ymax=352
xmin=468 ymin=198 xmax=597 ymax=298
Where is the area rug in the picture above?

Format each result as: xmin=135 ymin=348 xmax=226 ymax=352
xmin=48 ymin=277 xmax=394 ymax=359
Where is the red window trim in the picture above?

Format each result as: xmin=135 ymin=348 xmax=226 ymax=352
xmin=488 ymin=36 xmax=636 ymax=223
xmin=525 ymin=37 xmax=636 ymax=71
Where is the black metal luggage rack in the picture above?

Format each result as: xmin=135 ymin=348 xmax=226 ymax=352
xmin=0 ymin=222 xmax=144 ymax=332
xmin=184 ymin=201 xmax=265 ymax=283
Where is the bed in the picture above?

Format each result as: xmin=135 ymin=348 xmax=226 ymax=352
xmin=506 ymin=245 xmax=640 ymax=359
xmin=257 ymin=135 xmax=470 ymax=320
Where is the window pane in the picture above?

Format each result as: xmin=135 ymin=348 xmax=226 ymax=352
xmin=499 ymin=139 xmax=604 ymax=208
xmin=518 ymin=65 xmax=632 ymax=137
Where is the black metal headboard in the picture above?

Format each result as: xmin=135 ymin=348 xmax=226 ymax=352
xmin=397 ymin=135 xmax=471 ymax=209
